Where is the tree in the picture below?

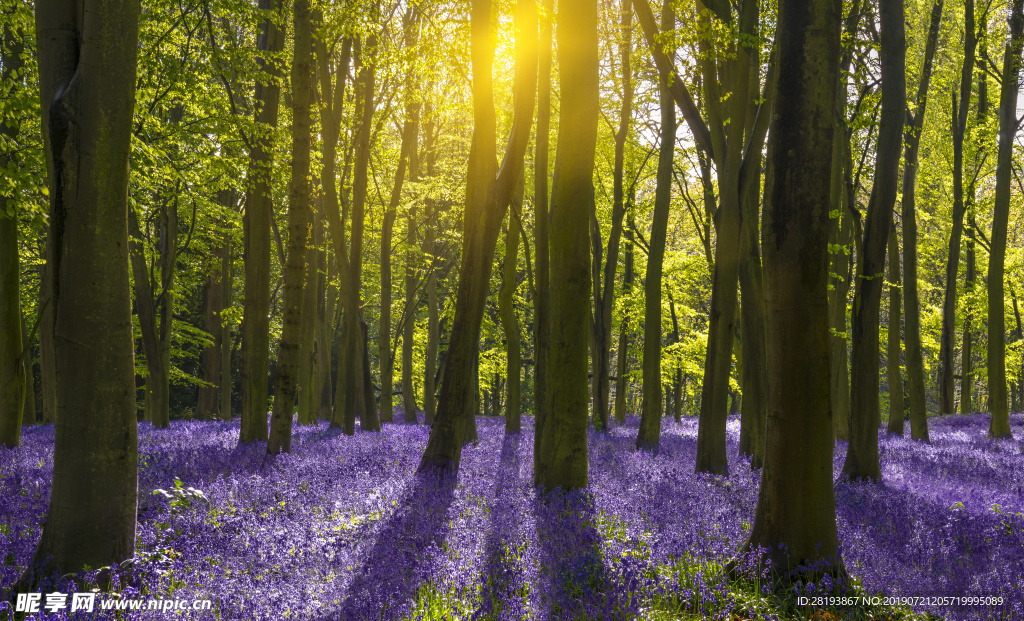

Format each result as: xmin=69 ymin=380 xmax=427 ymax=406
xmin=987 ymin=0 xmax=1023 ymax=439
xmin=843 ymin=0 xmax=905 ymax=483
xmin=535 ymin=0 xmax=598 ymax=490
xmin=0 ymin=18 xmax=25 ymax=449
xmin=900 ymin=0 xmax=943 ymax=442
xmin=240 ymin=0 xmax=286 ymax=444
xmin=533 ymin=0 xmax=553 ymax=477
xmin=418 ymin=0 xmax=537 ymax=473
xmin=268 ymin=0 xmax=313 ymax=454
xmin=937 ymin=0 xmax=978 ymax=415
xmin=735 ymin=0 xmax=843 ymax=576
xmin=635 ymin=0 xmax=675 ymax=452
xmin=500 ymin=192 xmax=523 ymax=433
xmin=22 ymin=0 xmax=140 ymax=584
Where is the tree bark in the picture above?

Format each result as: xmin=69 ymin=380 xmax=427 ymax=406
xmin=843 ymin=0 xmax=905 ymax=482
xmin=267 ymin=0 xmax=313 ymax=454
xmin=735 ymin=0 xmax=843 ymax=575
xmin=423 ymin=108 xmax=439 ymax=425
xmin=198 ymin=247 xmax=224 ymax=420
xmin=0 ymin=21 xmax=25 ymax=448
xmin=533 ymin=0 xmax=553 ymax=477
xmin=635 ymin=0 xmax=675 ymax=452
xmin=987 ymin=0 xmax=1022 ymax=439
xmin=221 ymin=234 xmax=233 ymax=420
xmin=240 ymin=0 xmax=286 ymax=444
xmin=902 ymin=0 xmax=943 ymax=442
xmin=613 ymin=225 xmax=635 ymax=424
xmin=938 ymin=0 xmax=977 ymax=416
xmin=296 ymin=198 xmax=320 ymax=426
xmin=419 ymin=0 xmax=537 ymax=473
xmin=22 ymin=0 xmax=139 ymax=585
xmin=500 ymin=190 xmax=523 ymax=432
xmin=535 ymin=0 xmax=597 ymax=490
xmin=886 ymin=226 xmax=905 ymax=433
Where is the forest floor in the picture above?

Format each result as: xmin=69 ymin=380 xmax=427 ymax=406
xmin=1 ymin=411 xmax=1022 ymax=621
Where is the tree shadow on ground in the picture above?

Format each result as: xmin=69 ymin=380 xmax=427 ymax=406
xmin=326 ymin=468 xmax=456 ymax=621
xmin=473 ymin=432 xmax=528 ymax=620
xmin=535 ymin=487 xmax=636 ymax=621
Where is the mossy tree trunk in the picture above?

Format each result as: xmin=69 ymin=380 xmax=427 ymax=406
xmin=21 ymin=0 xmax=139 ymax=585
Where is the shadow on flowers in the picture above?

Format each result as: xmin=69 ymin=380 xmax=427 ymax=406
xmin=330 ymin=468 xmax=456 ymax=621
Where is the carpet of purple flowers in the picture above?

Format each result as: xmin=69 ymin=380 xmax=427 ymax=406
xmin=1 ymin=411 xmax=1022 ymax=620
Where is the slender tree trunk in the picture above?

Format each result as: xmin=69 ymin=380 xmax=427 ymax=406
xmin=738 ymin=135 xmax=767 ymax=466
xmin=317 ymin=244 xmax=334 ymax=421
xmin=902 ymin=0 xmax=943 ymax=442
xmin=340 ymin=35 xmax=381 ymax=435
xmin=500 ymin=191 xmax=523 ymax=432
xmin=636 ymin=0 xmax=675 ymax=452
xmin=423 ymin=110 xmax=439 ymax=425
xmin=221 ymin=235 xmax=234 ymax=420
xmin=38 ymin=259 xmax=55 ymax=424
xmin=22 ymin=315 xmax=37 ymax=425
xmin=886 ymin=226 xmax=905 ymax=433
xmin=240 ymin=0 xmax=286 ymax=444
xmin=613 ymin=226 xmax=634 ymax=424
xmin=987 ymin=0 xmax=1022 ymax=439
xmin=0 ymin=22 xmax=25 ymax=447
xmin=961 ymin=235 xmax=974 ymax=414
xmin=21 ymin=0 xmax=139 ymax=585
xmin=828 ymin=147 xmax=853 ymax=441
xmin=938 ymin=0 xmax=977 ymax=415
xmin=535 ymin=0 xmax=597 ymax=490
xmin=843 ymin=0 xmax=905 ymax=482
xmin=402 ymin=12 xmax=422 ymax=424
xmin=534 ymin=0 xmax=553 ymax=474
xmin=267 ymin=0 xmax=313 ymax=454
xmin=419 ymin=0 xmax=537 ymax=473
xmin=198 ymin=248 xmax=224 ymax=420
xmin=296 ymin=200 xmax=320 ymax=425
xmin=735 ymin=0 xmax=843 ymax=574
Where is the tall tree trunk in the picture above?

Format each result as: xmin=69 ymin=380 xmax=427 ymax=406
xmin=534 ymin=0 xmax=553 ymax=475
xmin=0 ymin=22 xmax=25 ymax=447
xmin=419 ymin=0 xmax=537 ymax=473
xmin=535 ymin=0 xmax=597 ymax=490
xmin=500 ymin=191 xmax=523 ymax=432
xmin=21 ymin=0 xmax=139 ymax=584
xmin=961 ymin=235 xmax=974 ymax=414
xmin=240 ymin=0 xmax=286 ymax=444
xmin=938 ymin=0 xmax=977 ymax=416
xmin=423 ymin=108 xmax=439 ymax=425
xmin=843 ymin=0 xmax=905 ymax=482
xmin=317 ymin=244 xmax=335 ymax=421
xmin=591 ymin=0 xmax=634 ymax=432
xmin=695 ymin=0 xmax=760 ymax=475
xmin=296 ymin=200 xmax=320 ymax=425
xmin=402 ymin=12 xmax=422 ymax=424
xmin=902 ymin=0 xmax=943 ymax=441
xmin=635 ymin=0 xmax=675 ymax=452
xmin=340 ymin=34 xmax=381 ymax=435
xmin=267 ymin=0 xmax=313 ymax=454
xmin=886 ymin=226 xmax=905 ymax=433
xmin=198 ymin=247 xmax=224 ymax=420
xmin=38 ymin=258 xmax=55 ymax=424
xmin=987 ymin=0 xmax=1022 ymax=439
xmin=221 ymin=234 xmax=234 ymax=420
xmin=22 ymin=315 xmax=37 ymax=425
xmin=828 ymin=143 xmax=853 ymax=441
xmin=613 ymin=226 xmax=634 ymax=424
xmin=735 ymin=0 xmax=843 ymax=574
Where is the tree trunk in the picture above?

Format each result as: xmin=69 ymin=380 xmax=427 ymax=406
xmin=267 ymin=0 xmax=313 ymax=454
xmin=221 ymin=234 xmax=234 ymax=420
xmin=902 ymin=0 xmax=943 ymax=442
xmin=296 ymin=199 xmax=320 ymax=426
xmin=418 ymin=0 xmax=537 ymax=473
xmin=240 ymin=0 xmax=286 ymax=444
xmin=987 ymin=0 xmax=1022 ymax=439
xmin=636 ymin=0 xmax=675 ymax=452
xmin=886 ymin=226 xmax=905 ymax=433
xmin=534 ymin=0 xmax=553 ymax=475
xmin=938 ymin=0 xmax=977 ymax=416
xmin=738 ymin=143 xmax=767 ymax=466
xmin=317 ymin=243 xmax=335 ymax=421
xmin=534 ymin=0 xmax=597 ymax=490
xmin=843 ymin=0 xmax=905 ymax=482
xmin=198 ymin=247 xmax=224 ymax=420
xmin=21 ymin=0 xmax=139 ymax=585
xmin=0 ymin=22 xmax=25 ymax=447
xmin=961 ymin=235 xmax=974 ymax=414
xmin=22 ymin=315 xmax=37 ymax=425
xmin=423 ymin=111 xmax=439 ymax=425
xmin=500 ymin=192 xmax=523 ymax=432
xmin=735 ymin=0 xmax=843 ymax=575
xmin=339 ymin=35 xmax=381 ymax=435
xmin=613 ymin=226 xmax=634 ymax=424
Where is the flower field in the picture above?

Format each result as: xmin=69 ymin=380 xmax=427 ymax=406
xmin=1 ymin=412 xmax=1022 ymax=620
